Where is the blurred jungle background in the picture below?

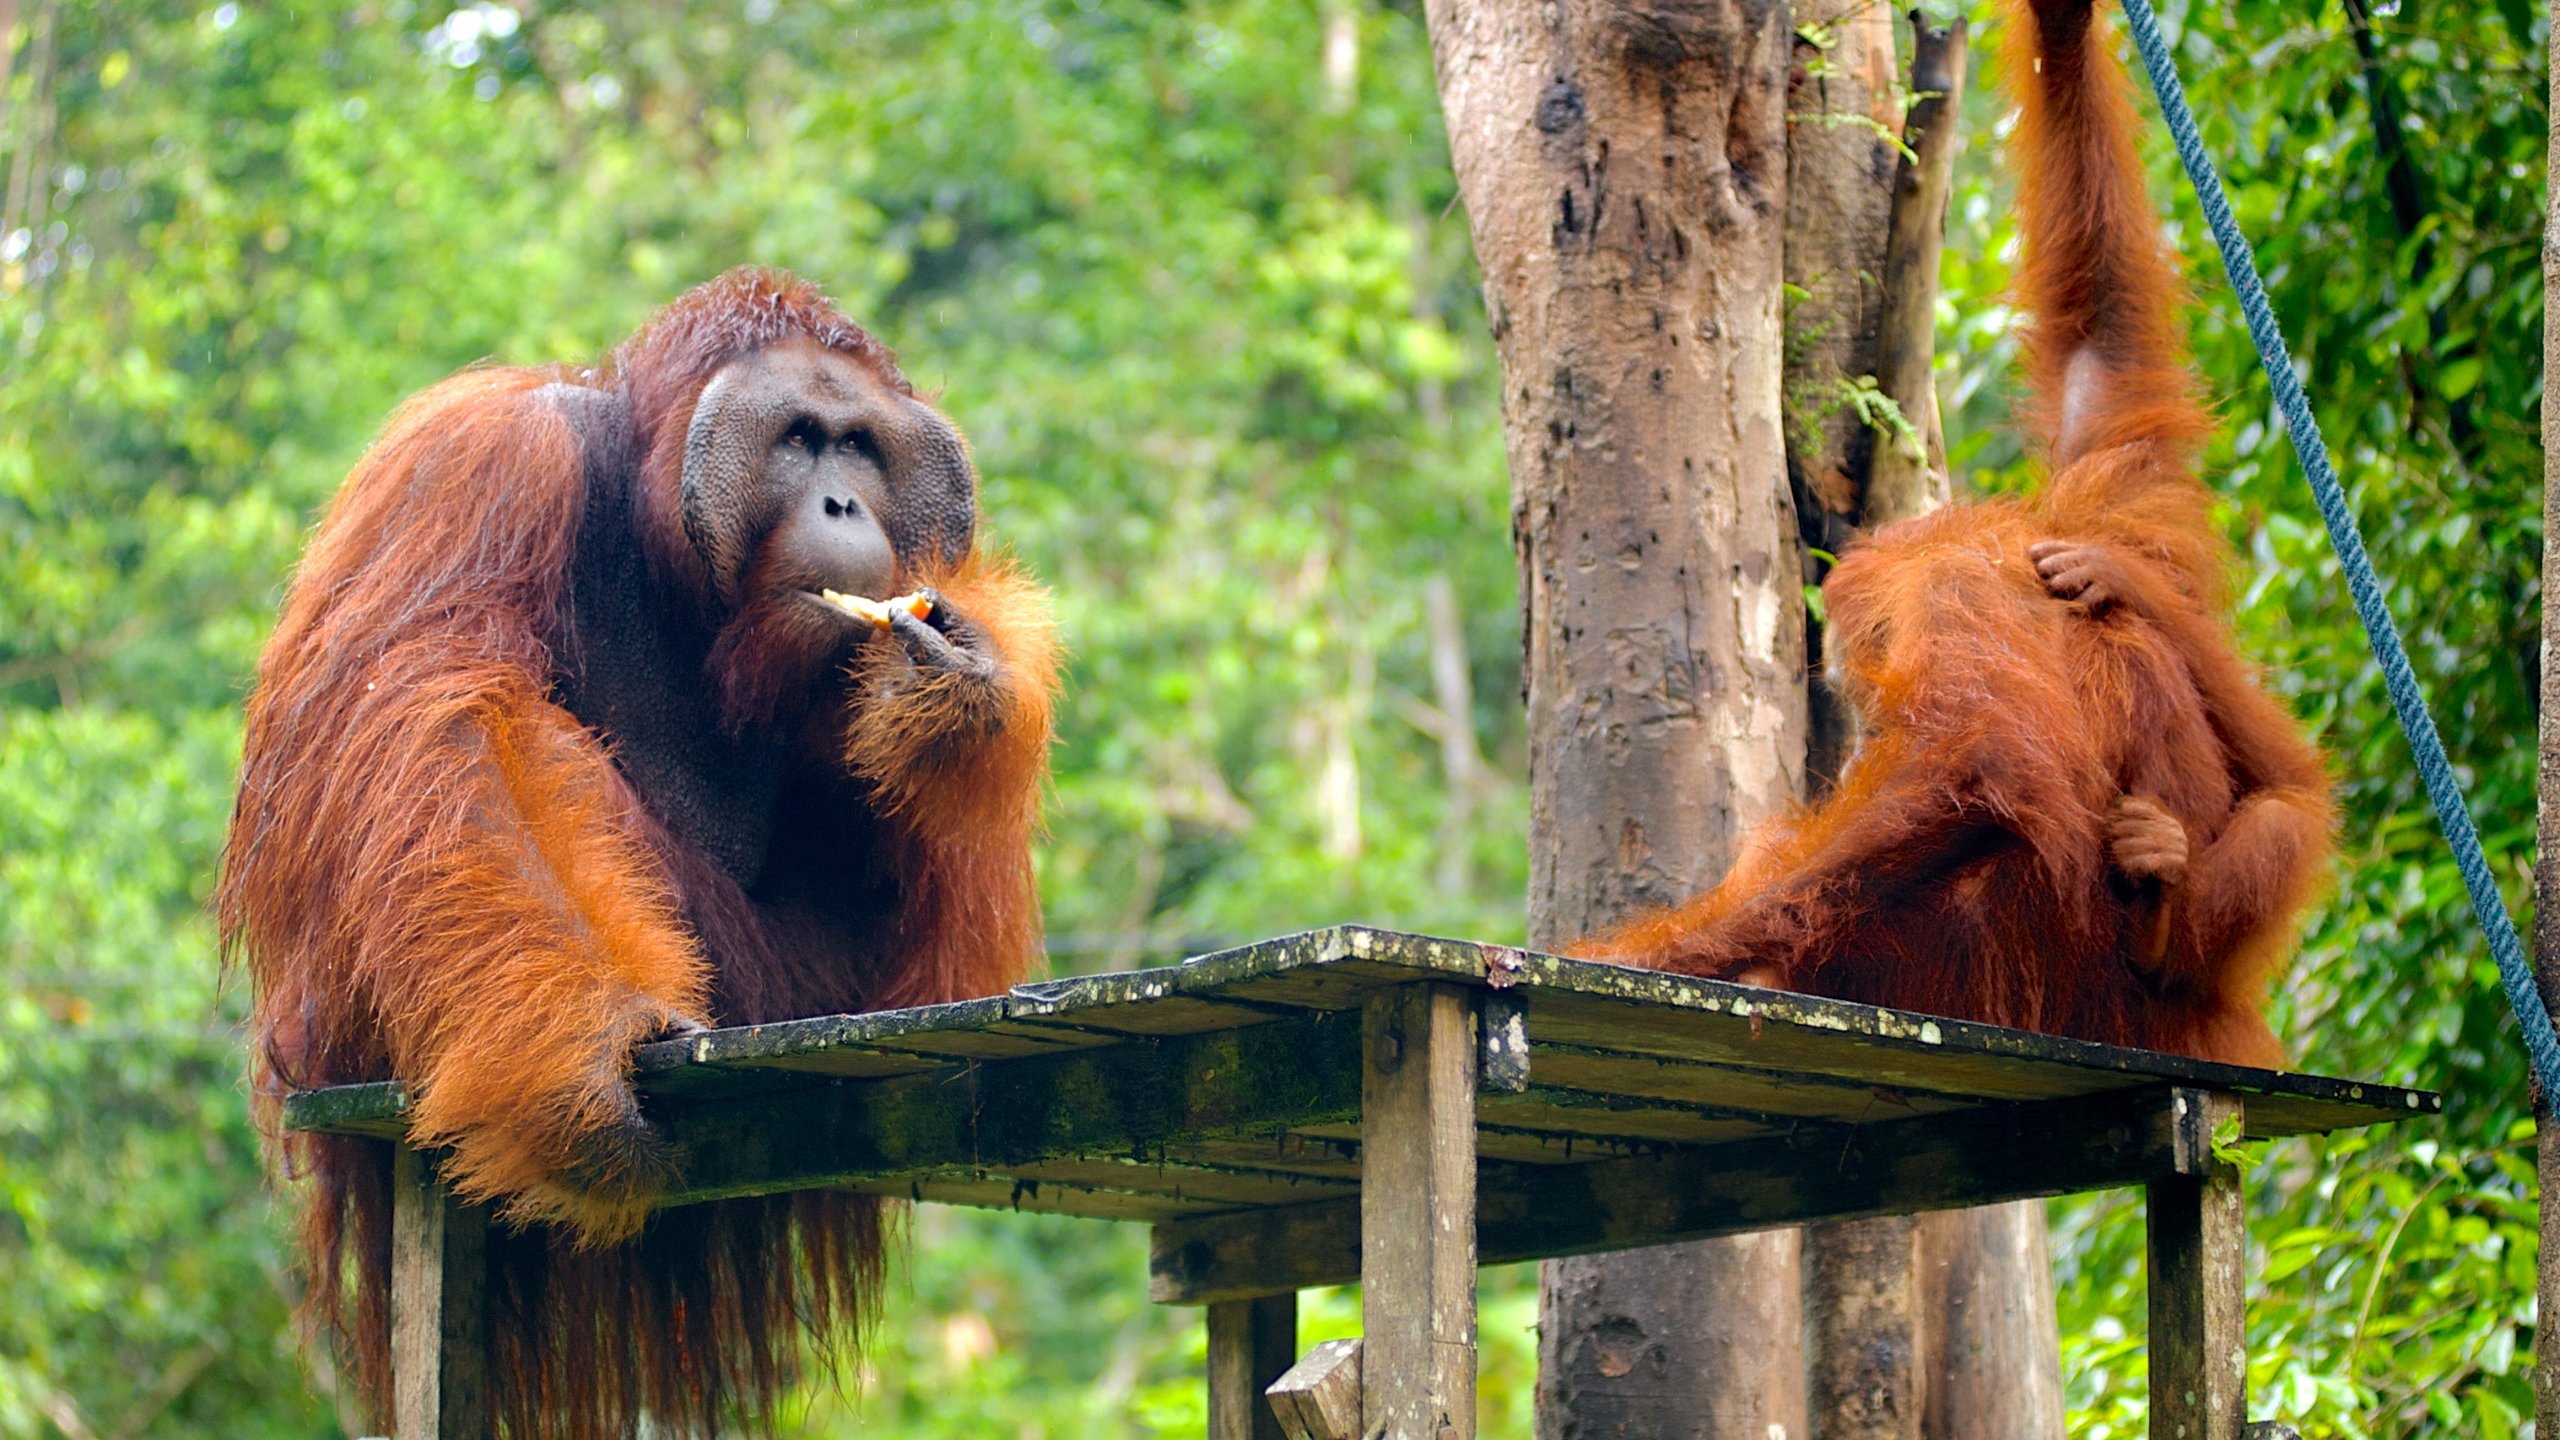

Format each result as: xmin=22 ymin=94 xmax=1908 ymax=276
xmin=0 ymin=0 xmax=2544 ymax=1434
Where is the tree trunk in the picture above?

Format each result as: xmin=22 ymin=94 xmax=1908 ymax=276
xmin=1914 ymin=1204 xmax=2063 ymax=1438
xmin=1804 ymin=1213 xmax=1920 ymax=1440
xmin=1783 ymin=13 xmax=2059 ymax=1440
xmin=1781 ymin=13 xmax=1923 ymax=1437
xmin=2532 ymin=3 xmax=2560 ymax=1429
xmin=1783 ymin=0 xmax=1901 ymax=792
xmin=1783 ymin=0 xmax=1901 ymax=538
xmin=1862 ymin=13 xmax=1965 ymax=530
xmin=1876 ymin=20 xmax=2063 ymax=1430
xmin=1540 ymin=1230 xmax=1805 ymax=1438
xmin=1418 ymin=2 xmax=1806 ymax=1434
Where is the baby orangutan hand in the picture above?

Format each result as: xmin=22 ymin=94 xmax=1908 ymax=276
xmin=2028 ymin=540 xmax=2136 ymax=616
xmin=2109 ymin=795 xmax=2189 ymax=887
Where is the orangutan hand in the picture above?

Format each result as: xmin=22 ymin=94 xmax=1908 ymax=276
xmin=2109 ymin=795 xmax=2189 ymax=887
xmin=2029 ymin=540 xmax=2138 ymax=616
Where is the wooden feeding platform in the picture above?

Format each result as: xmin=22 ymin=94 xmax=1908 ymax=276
xmin=285 ymin=926 xmax=2438 ymax=1440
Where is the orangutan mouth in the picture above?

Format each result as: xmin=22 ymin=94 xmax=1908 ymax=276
xmin=812 ymin=588 xmax=933 ymax=629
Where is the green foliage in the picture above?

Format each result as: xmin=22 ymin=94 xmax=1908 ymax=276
xmin=0 ymin=0 xmax=2542 ymax=1435
xmin=1 ymin=1 xmax=1523 ymax=1432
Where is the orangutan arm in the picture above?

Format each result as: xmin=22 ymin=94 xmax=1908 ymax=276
xmin=219 ymin=372 xmax=708 ymax=1241
xmin=839 ymin=548 xmax=1060 ymax=1005
xmin=1572 ymin=736 xmax=2002 ymax=990
xmin=2146 ymin=653 xmax=2332 ymax=986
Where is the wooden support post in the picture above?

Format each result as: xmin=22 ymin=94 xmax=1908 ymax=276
xmin=1361 ymin=982 xmax=1476 ymax=1440
xmin=2147 ymin=1091 xmax=2246 ymax=1440
xmin=1208 ymin=1292 xmax=1298 ymax=1440
xmin=1270 ymin=1339 xmax=1366 ymax=1440
xmin=392 ymin=1146 xmax=486 ymax=1440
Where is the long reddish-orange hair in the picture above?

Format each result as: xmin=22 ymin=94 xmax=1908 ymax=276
xmin=1578 ymin=0 xmax=2332 ymax=1070
xmin=222 ymin=268 xmax=1056 ymax=1436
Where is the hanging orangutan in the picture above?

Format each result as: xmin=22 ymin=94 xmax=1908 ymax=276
xmin=219 ymin=267 xmax=1058 ymax=1438
xmin=1575 ymin=0 xmax=2331 ymax=1069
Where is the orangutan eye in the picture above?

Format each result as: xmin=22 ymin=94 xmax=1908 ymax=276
xmin=776 ymin=420 xmax=824 ymax=456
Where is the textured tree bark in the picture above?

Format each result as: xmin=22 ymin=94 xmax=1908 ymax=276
xmin=1914 ymin=1204 xmax=2063 ymax=1439
xmin=1783 ymin=16 xmax=2058 ymax=1440
xmin=1540 ymin=1229 xmax=1805 ymax=1438
xmin=1783 ymin=14 xmax=1924 ymax=1439
xmin=1783 ymin=0 xmax=1901 ymax=545
xmin=1862 ymin=13 xmax=1966 ymax=530
xmin=1418 ymin=1 xmax=1807 ymax=1434
xmin=1805 ymin=1213 xmax=1920 ymax=1440
xmin=2533 ymin=8 xmax=2560 ymax=1429
xmin=1783 ymin=0 xmax=1900 ymax=794
xmin=1884 ymin=16 xmax=2061 ymax=1434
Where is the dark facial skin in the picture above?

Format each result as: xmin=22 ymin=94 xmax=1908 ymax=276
xmin=543 ymin=330 xmax=1012 ymax=1135
xmin=678 ymin=336 xmax=1002 ymax=767
xmin=548 ymin=332 xmax=992 ymax=892
xmin=680 ymin=335 xmax=976 ymax=619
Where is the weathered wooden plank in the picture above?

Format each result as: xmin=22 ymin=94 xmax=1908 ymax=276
xmin=1002 ymin=1156 xmax=1356 ymax=1208
xmin=851 ymin=1029 xmax=1106 ymax=1062
xmin=1359 ymin=984 xmax=1476 ymax=1440
xmin=1007 ymin=950 xmax=1335 ymax=1013
xmin=1268 ymin=1338 xmax=1364 ymax=1440
xmin=624 ymin=1000 xmax=1115 ymax=1104
xmin=2235 ymin=1087 xmax=2432 ymax=1139
xmin=1527 ymin=1043 xmax=1982 ymax=1126
xmin=2149 ymin=1090 xmax=2247 ymax=1440
xmin=856 ymin=1171 xmax=1225 ymax=1222
xmin=391 ymin=1148 xmax=486 ymax=1440
xmin=1294 ymin=1085 xmax=1772 ymax=1160
xmin=658 ymin=1010 xmax=1364 ymax=1207
xmin=288 ymin=1083 xmax=409 ymax=1140
xmin=1475 ymin=1086 xmax=1773 ymax=1149
xmin=1207 ymin=1293 xmax=1298 ymax=1440
xmin=285 ymin=932 xmax=2439 ymax=1155
xmin=1199 ymin=967 xmax=1401 ymax=1012
xmin=1154 ymin=1198 xmax=1358 ymax=1306
xmin=643 ymin=1047 xmax=951 ymax=1094
xmin=1484 ymin=948 xmax=2434 ymax=1133
xmin=1526 ymin=987 xmax=2140 ymax=1104
xmin=1149 ymin=1084 xmax=2217 ymax=1304
xmin=634 ymin=997 xmax=1012 ymax=1070
xmin=1009 ymin=994 xmax=1298 ymax=1037
xmin=1167 ymin=1134 xmax=1366 ymax=1180
xmin=1478 ymin=990 xmax=1530 ymax=1094
xmin=1291 ymin=1112 xmax=1750 ymax=1166
xmin=1195 ymin=932 xmax=1504 ymax=1013
xmin=1026 ymin=927 xmax=1483 ymax=1012
xmin=1467 ymin=1127 xmax=1703 ymax=1166
xmin=1340 ymin=927 xmax=1497 ymax=972
xmin=1158 ymin=930 xmax=1401 ymax=1011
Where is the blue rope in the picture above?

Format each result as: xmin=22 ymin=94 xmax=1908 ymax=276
xmin=2113 ymin=0 xmax=2560 ymax=1100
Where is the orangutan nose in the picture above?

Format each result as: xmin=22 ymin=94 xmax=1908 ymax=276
xmin=778 ymin=485 xmax=895 ymax=602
